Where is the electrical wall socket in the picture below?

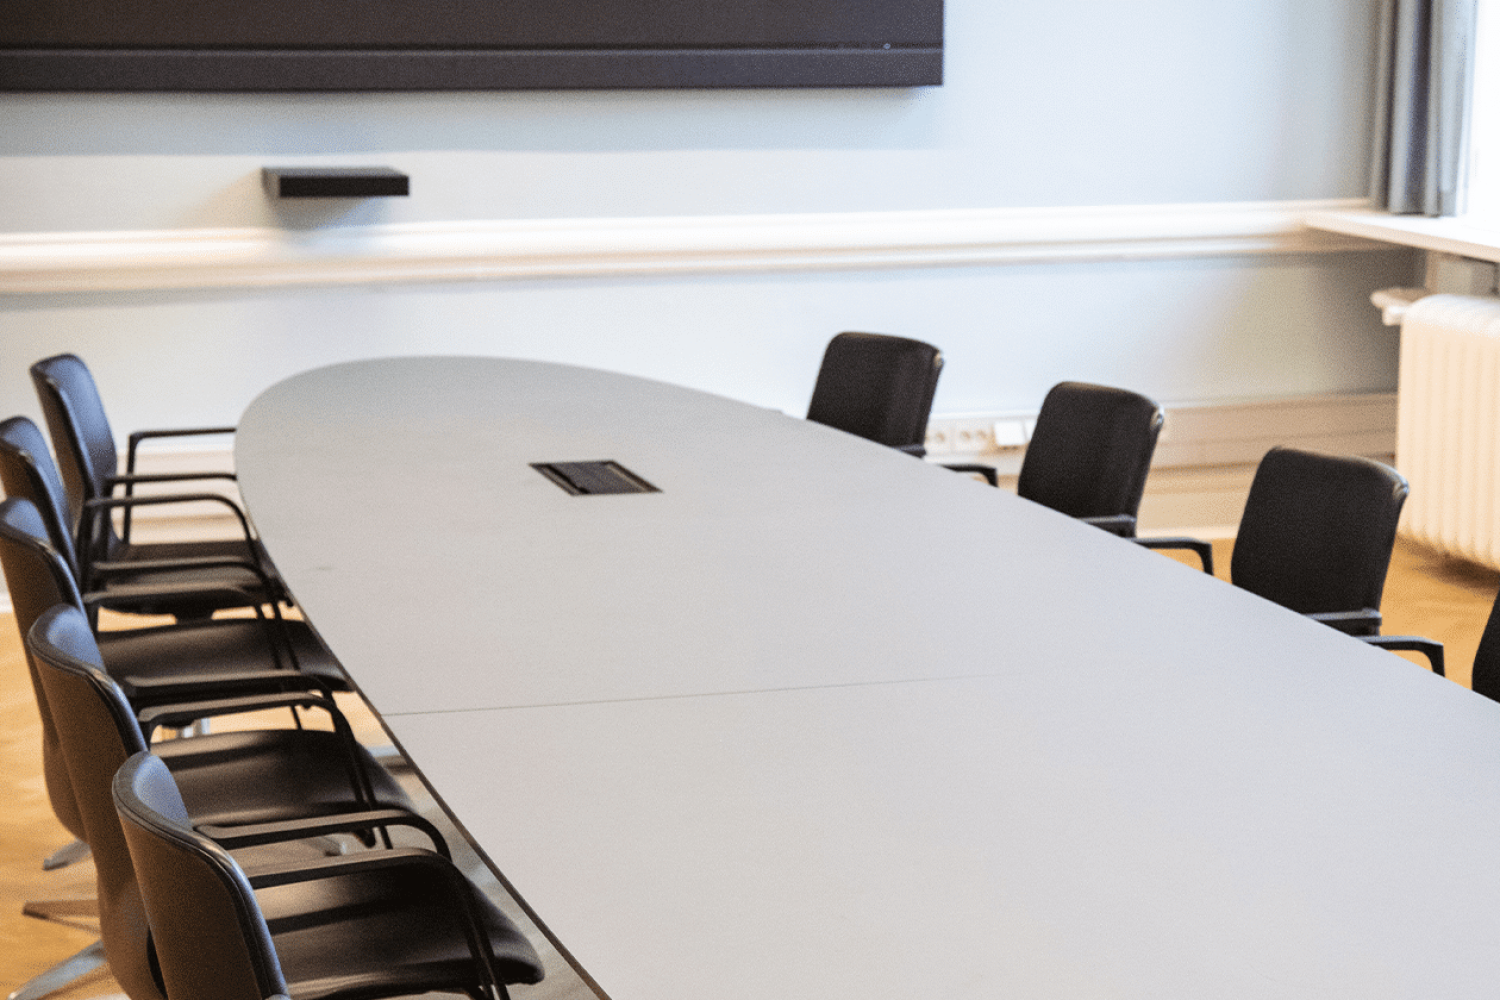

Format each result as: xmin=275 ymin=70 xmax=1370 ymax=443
xmin=925 ymin=415 xmax=1033 ymax=456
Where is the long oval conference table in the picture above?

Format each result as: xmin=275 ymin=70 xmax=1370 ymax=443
xmin=237 ymin=357 xmax=1500 ymax=1000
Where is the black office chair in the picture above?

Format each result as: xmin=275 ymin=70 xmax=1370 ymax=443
xmin=1231 ymin=447 xmax=1407 ymax=634
xmin=1015 ymin=381 xmax=1164 ymax=536
xmin=29 ymin=353 xmax=285 ymax=611
xmin=0 ymin=496 xmax=349 ymax=711
xmin=948 ymin=381 xmax=1214 ymax=569
xmin=115 ymin=750 xmax=546 ymax=1000
xmin=1445 ymin=588 xmax=1500 ymax=699
xmin=806 ymin=332 xmax=943 ymax=457
xmin=1206 ymin=446 xmax=1440 ymax=672
xmin=1 ymin=488 xmax=355 ymax=1000
xmin=5 ymin=594 xmax=99 ymax=1000
xmin=0 ymin=414 xmax=275 ymax=620
xmin=28 ymin=603 xmax=436 ymax=1000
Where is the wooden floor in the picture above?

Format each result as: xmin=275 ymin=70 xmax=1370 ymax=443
xmin=3 ymin=536 xmax=1497 ymax=1000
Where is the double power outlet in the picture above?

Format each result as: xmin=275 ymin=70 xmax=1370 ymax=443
xmin=924 ymin=415 xmax=1035 ymax=457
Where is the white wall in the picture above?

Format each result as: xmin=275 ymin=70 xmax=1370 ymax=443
xmin=0 ymin=0 xmax=1416 ymax=434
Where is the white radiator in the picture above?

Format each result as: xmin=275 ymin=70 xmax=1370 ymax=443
xmin=1397 ymin=293 xmax=1500 ymax=569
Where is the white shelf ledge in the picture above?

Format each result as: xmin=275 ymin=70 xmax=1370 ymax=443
xmin=1306 ymin=208 xmax=1500 ymax=264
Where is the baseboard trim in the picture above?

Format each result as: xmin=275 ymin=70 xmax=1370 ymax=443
xmin=927 ymin=391 xmax=1397 ymax=469
xmin=928 ymin=391 xmax=1397 ymax=534
xmin=0 ymin=198 xmax=1380 ymax=294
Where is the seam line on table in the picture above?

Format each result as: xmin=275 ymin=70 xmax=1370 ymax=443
xmin=376 ymin=670 xmax=1009 ymax=717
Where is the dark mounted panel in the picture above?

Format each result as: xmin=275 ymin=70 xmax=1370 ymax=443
xmin=263 ymin=167 xmax=410 ymax=199
xmin=0 ymin=48 xmax=941 ymax=91
xmin=0 ymin=0 xmax=942 ymax=90
xmin=532 ymin=461 xmax=660 ymax=496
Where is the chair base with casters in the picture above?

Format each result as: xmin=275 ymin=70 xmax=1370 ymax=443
xmin=9 ymin=886 xmax=105 ymax=1000
xmin=6 ymin=942 xmax=107 ymax=1000
xmin=40 ymin=839 xmax=89 ymax=871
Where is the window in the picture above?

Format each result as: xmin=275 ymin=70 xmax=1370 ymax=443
xmin=1467 ymin=0 xmax=1500 ymax=224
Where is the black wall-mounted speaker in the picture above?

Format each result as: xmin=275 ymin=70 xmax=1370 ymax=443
xmin=263 ymin=167 xmax=409 ymax=199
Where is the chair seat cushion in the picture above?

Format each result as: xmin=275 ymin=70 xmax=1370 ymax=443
xmin=98 ymin=616 xmax=349 ymax=691
xmin=156 ymin=729 xmax=408 ymax=829
xmin=259 ymin=863 xmax=546 ymax=999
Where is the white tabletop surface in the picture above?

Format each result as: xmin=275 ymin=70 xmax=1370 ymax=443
xmin=238 ymin=357 xmax=1500 ymax=1000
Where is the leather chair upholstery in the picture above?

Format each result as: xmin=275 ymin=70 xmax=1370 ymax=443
xmin=0 ymin=414 xmax=272 ymax=620
xmin=0 ymin=496 xmax=349 ymax=708
xmin=29 ymin=603 xmax=424 ymax=1000
xmin=806 ymin=332 xmax=943 ymax=457
xmin=115 ymin=749 xmax=546 ymax=1000
xmin=29 ymin=353 xmax=283 ymax=613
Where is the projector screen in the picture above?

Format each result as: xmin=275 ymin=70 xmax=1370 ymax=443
xmin=0 ymin=0 xmax=944 ymax=90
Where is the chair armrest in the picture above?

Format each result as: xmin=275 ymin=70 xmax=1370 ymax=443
xmin=1080 ymin=514 xmax=1137 ymax=537
xmin=108 ymin=471 xmax=238 ymax=486
xmin=83 ymin=579 xmax=296 ymax=669
xmin=137 ymin=688 xmax=343 ymax=739
xmin=91 ymin=554 xmax=276 ymax=593
xmin=122 ymin=669 xmax=329 ymax=712
xmin=124 ymin=426 xmax=237 ymax=478
xmin=1133 ymin=536 xmax=1215 ymax=575
xmin=1363 ymin=634 xmax=1446 ymax=676
xmin=207 ymin=811 xmax=449 ymax=858
xmin=941 ymin=463 xmax=999 ymax=486
xmin=81 ymin=580 xmax=258 ymax=611
xmin=1306 ymin=608 xmax=1382 ymax=636
xmin=82 ymin=492 xmax=261 ymax=563
xmin=128 ymin=426 xmax=235 ymax=445
xmin=85 ymin=491 xmax=254 ymax=533
xmin=97 ymin=475 xmax=247 ymax=545
xmin=142 ymin=686 xmax=375 ymax=807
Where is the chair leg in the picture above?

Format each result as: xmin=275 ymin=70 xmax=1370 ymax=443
xmin=6 ymin=940 xmax=107 ymax=1000
xmin=40 ymin=839 xmax=89 ymax=871
xmin=22 ymin=897 xmax=99 ymax=922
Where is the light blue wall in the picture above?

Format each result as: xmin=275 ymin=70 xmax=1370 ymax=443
xmin=0 ymin=0 xmax=1416 ymax=432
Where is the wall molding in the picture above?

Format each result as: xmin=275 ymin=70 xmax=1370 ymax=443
xmin=0 ymin=198 xmax=1383 ymax=295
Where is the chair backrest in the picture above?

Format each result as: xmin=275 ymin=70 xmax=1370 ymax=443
xmin=1231 ymin=447 xmax=1409 ymax=617
xmin=1015 ymin=382 xmax=1164 ymax=521
xmin=30 ymin=353 xmax=118 ymax=541
xmin=0 ymin=415 xmax=83 ymax=579
xmin=30 ymin=604 xmax=165 ymax=1000
xmin=114 ymin=750 xmax=287 ymax=1000
xmin=1468 ymin=591 xmax=1500 ymax=701
xmin=0 ymin=497 xmax=87 ymax=637
xmin=0 ymin=497 xmax=90 ymax=847
xmin=805 ymin=332 xmax=943 ymax=453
